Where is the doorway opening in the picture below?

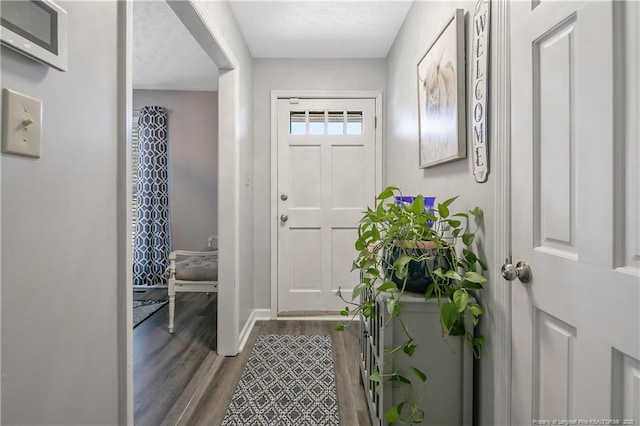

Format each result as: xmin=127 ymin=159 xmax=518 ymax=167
xmin=118 ymin=1 xmax=241 ymax=423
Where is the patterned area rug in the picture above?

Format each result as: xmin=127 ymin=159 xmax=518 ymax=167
xmin=133 ymin=299 xmax=167 ymax=328
xmin=222 ymin=334 xmax=339 ymax=425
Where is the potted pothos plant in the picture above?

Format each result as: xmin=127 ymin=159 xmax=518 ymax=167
xmin=335 ymin=186 xmax=487 ymax=425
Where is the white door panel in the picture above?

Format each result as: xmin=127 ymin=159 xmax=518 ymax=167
xmin=277 ymin=98 xmax=377 ymax=313
xmin=510 ymin=1 xmax=640 ymax=424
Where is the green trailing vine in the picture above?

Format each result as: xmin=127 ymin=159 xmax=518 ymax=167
xmin=335 ymin=186 xmax=487 ymax=424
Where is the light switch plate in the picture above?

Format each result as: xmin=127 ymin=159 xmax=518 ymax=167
xmin=2 ymin=88 xmax=42 ymax=158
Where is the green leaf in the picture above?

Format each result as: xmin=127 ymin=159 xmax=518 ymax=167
xmin=468 ymin=303 xmax=484 ymax=317
xmin=441 ymin=196 xmax=459 ymax=207
xmin=393 ymin=254 xmax=413 ymax=279
xmin=403 ymin=342 xmax=417 ymax=357
xmin=377 ymin=187 xmax=398 ymax=200
xmin=447 ymin=219 xmax=461 ymax=228
xmin=340 ymin=308 xmax=349 ymax=316
xmin=385 ymin=406 xmax=400 ymax=424
xmin=371 ymin=225 xmax=380 ymax=241
xmin=470 ymin=206 xmax=483 ymax=217
xmin=424 ymin=283 xmax=435 ymax=299
xmin=377 ymin=281 xmax=398 ymax=292
xmin=472 ymin=336 xmax=485 ymax=346
xmin=478 ymin=258 xmax=489 ymax=271
xmin=449 ymin=319 xmax=466 ymax=336
xmin=438 ymin=203 xmax=450 ymax=219
xmin=463 ymin=249 xmax=478 ymax=264
xmin=462 ymin=233 xmax=475 ymax=246
xmin=445 ymin=285 xmax=455 ymax=300
xmin=386 ymin=297 xmax=397 ymax=315
xmin=364 ymin=268 xmax=380 ymax=278
xmin=432 ymin=268 xmax=446 ymax=279
xmin=440 ymin=302 xmax=457 ymax=330
xmin=411 ymin=367 xmax=427 ymax=382
xmin=463 ymin=281 xmax=484 ymax=290
xmin=453 ymin=289 xmax=469 ymax=313
xmin=334 ymin=324 xmax=345 ymax=331
xmin=444 ymin=270 xmax=462 ymax=281
xmin=370 ymin=369 xmax=382 ymax=383
xmin=411 ymin=195 xmax=425 ymax=215
xmin=351 ymin=282 xmax=367 ymax=301
xmin=355 ymin=239 xmax=366 ymax=251
xmin=464 ymin=271 xmax=487 ymax=283
xmin=389 ymin=374 xmax=411 ymax=384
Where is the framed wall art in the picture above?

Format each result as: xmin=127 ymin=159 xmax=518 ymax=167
xmin=417 ymin=9 xmax=466 ymax=168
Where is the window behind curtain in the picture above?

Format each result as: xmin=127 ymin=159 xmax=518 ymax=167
xmin=132 ymin=114 xmax=139 ymax=246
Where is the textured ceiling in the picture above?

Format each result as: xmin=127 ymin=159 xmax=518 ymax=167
xmin=132 ymin=1 xmax=413 ymax=91
xmin=133 ymin=0 xmax=218 ymax=91
xmin=229 ymin=1 xmax=413 ymax=58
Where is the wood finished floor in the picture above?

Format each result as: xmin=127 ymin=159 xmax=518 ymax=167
xmin=134 ymin=291 xmax=371 ymax=426
xmin=134 ymin=289 xmax=218 ymax=426
xmin=185 ymin=320 xmax=372 ymax=426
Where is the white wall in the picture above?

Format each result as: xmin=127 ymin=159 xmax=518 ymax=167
xmin=200 ymin=2 xmax=255 ymax=332
xmin=133 ymin=90 xmax=218 ymax=251
xmin=252 ymin=58 xmax=386 ymax=307
xmin=385 ymin=3 xmax=495 ymax=424
xmin=0 ymin=1 xmax=121 ymax=424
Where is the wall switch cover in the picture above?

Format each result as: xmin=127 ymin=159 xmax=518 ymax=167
xmin=2 ymin=88 xmax=42 ymax=158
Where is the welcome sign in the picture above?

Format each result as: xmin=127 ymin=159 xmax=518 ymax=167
xmin=471 ymin=0 xmax=490 ymax=183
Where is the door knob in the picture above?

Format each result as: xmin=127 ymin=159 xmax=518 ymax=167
xmin=501 ymin=259 xmax=532 ymax=283
xmin=281 ymin=193 xmax=288 ymax=201
xmin=280 ymin=214 xmax=288 ymax=223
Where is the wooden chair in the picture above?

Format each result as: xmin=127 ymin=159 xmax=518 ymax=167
xmin=167 ymin=235 xmax=218 ymax=333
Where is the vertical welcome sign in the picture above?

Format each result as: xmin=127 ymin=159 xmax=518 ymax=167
xmin=471 ymin=0 xmax=490 ymax=182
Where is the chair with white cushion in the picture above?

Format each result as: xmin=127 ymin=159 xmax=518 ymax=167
xmin=167 ymin=235 xmax=218 ymax=333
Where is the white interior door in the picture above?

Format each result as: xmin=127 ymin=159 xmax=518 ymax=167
xmin=276 ymin=98 xmax=377 ymax=314
xmin=510 ymin=1 xmax=640 ymax=424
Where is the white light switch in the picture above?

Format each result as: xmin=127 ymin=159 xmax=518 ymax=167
xmin=2 ymin=88 xmax=42 ymax=158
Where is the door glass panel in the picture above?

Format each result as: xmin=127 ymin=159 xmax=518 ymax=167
xmin=308 ymin=111 xmax=326 ymax=135
xmin=327 ymin=111 xmax=345 ymax=135
xmin=347 ymin=111 xmax=363 ymax=134
xmin=290 ymin=111 xmax=306 ymax=135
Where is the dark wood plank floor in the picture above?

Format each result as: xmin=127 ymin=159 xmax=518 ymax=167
xmin=185 ymin=320 xmax=372 ymax=426
xmin=134 ymin=289 xmax=218 ymax=426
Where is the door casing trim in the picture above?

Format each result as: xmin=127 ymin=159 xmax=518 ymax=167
xmin=269 ymin=90 xmax=384 ymax=319
xmin=491 ymin=0 xmax=512 ymax=424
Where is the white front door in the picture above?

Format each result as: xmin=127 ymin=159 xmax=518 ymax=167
xmin=276 ymin=97 xmax=378 ymax=314
xmin=510 ymin=1 xmax=640 ymax=424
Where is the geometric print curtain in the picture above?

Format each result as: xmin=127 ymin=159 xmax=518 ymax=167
xmin=133 ymin=106 xmax=172 ymax=286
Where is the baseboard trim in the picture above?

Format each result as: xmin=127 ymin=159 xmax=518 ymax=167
xmin=163 ymin=351 xmax=224 ymax=426
xmin=238 ymin=309 xmax=270 ymax=352
xmin=276 ymin=315 xmax=344 ymax=321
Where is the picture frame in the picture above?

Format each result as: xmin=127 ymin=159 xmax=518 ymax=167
xmin=417 ymin=9 xmax=466 ymax=168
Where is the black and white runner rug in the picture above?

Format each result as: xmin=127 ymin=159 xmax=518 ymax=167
xmin=221 ymin=334 xmax=340 ymax=425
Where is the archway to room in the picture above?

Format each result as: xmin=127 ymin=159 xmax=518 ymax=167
xmin=118 ymin=1 xmax=240 ymax=424
xmin=130 ymin=1 xmax=219 ymax=423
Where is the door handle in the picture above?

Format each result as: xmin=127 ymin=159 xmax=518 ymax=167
xmin=501 ymin=259 xmax=532 ymax=283
xmin=280 ymin=214 xmax=288 ymax=223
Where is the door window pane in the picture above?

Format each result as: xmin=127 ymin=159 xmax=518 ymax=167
xmin=347 ymin=111 xmax=363 ymax=135
xmin=328 ymin=111 xmax=345 ymax=135
xmin=290 ymin=111 xmax=306 ymax=135
xmin=309 ymin=111 xmax=325 ymax=135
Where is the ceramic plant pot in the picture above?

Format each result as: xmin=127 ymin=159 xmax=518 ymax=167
xmin=383 ymin=241 xmax=453 ymax=294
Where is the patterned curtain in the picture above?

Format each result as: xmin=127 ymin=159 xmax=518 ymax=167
xmin=133 ymin=106 xmax=171 ymax=286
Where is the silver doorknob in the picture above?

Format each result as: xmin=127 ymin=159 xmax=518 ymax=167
xmin=280 ymin=214 xmax=288 ymax=222
xmin=281 ymin=193 xmax=288 ymax=201
xmin=501 ymin=260 xmax=532 ymax=283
